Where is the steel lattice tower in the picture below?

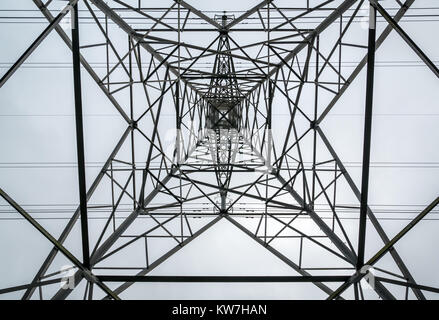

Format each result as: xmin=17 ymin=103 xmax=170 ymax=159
xmin=0 ymin=0 xmax=438 ymax=300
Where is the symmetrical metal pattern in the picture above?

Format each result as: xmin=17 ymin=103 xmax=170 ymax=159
xmin=0 ymin=0 xmax=438 ymax=300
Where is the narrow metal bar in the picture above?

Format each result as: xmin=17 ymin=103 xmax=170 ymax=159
xmin=51 ymin=169 xmax=179 ymax=299
xmin=98 ymin=275 xmax=351 ymax=283
xmin=367 ymin=196 xmax=439 ymax=267
xmin=174 ymin=0 xmax=222 ymax=30
xmin=276 ymin=174 xmax=357 ymax=263
xmin=0 ymin=278 xmax=64 ymax=295
xmin=0 ymin=0 xmax=78 ymax=88
xmin=357 ymin=4 xmax=376 ymax=270
xmin=375 ymin=277 xmax=439 ymax=295
xmin=71 ymin=2 xmax=90 ymax=270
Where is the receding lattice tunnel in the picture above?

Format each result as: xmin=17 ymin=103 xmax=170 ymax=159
xmin=0 ymin=0 xmax=438 ymax=300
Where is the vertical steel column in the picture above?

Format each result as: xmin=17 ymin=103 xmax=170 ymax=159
xmin=357 ymin=4 xmax=376 ymax=270
xmin=265 ymin=3 xmax=273 ymax=242
xmin=72 ymin=3 xmax=90 ymax=269
xmin=177 ymin=2 xmax=184 ymax=240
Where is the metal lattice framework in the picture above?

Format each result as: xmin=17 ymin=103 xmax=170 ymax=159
xmin=0 ymin=0 xmax=438 ymax=300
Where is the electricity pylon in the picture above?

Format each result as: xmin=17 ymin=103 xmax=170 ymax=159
xmin=1 ymin=0 xmax=438 ymax=300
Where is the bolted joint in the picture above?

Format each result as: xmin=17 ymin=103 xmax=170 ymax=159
xmin=310 ymin=120 xmax=319 ymax=130
xmin=82 ymin=269 xmax=99 ymax=284
xmin=130 ymin=120 xmax=138 ymax=129
xmin=270 ymin=167 xmax=280 ymax=177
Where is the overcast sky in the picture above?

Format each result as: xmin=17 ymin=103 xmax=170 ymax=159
xmin=0 ymin=0 xmax=438 ymax=300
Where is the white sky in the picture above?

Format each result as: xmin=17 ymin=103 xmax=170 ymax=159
xmin=0 ymin=0 xmax=438 ymax=300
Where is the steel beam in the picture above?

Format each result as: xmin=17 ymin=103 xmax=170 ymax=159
xmin=98 ymin=275 xmax=350 ymax=283
xmin=357 ymin=4 xmax=376 ymax=270
xmin=316 ymin=0 xmax=416 ymax=124
xmin=276 ymin=170 xmax=394 ymax=299
xmin=0 ymin=0 xmax=78 ymax=88
xmin=22 ymin=127 xmax=131 ymax=299
xmin=101 ymin=215 xmax=223 ymax=298
xmin=71 ymin=2 xmax=91 ymax=270
xmin=0 ymin=188 xmax=120 ymax=300
xmin=32 ymin=0 xmax=131 ymax=123
xmin=370 ymin=0 xmax=439 ymax=78
xmin=276 ymin=174 xmax=357 ymax=264
xmin=317 ymin=126 xmax=426 ymax=300
xmin=328 ymin=196 xmax=439 ymax=300
xmin=375 ymin=277 xmax=439 ymax=295
xmin=225 ymin=215 xmax=343 ymax=299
